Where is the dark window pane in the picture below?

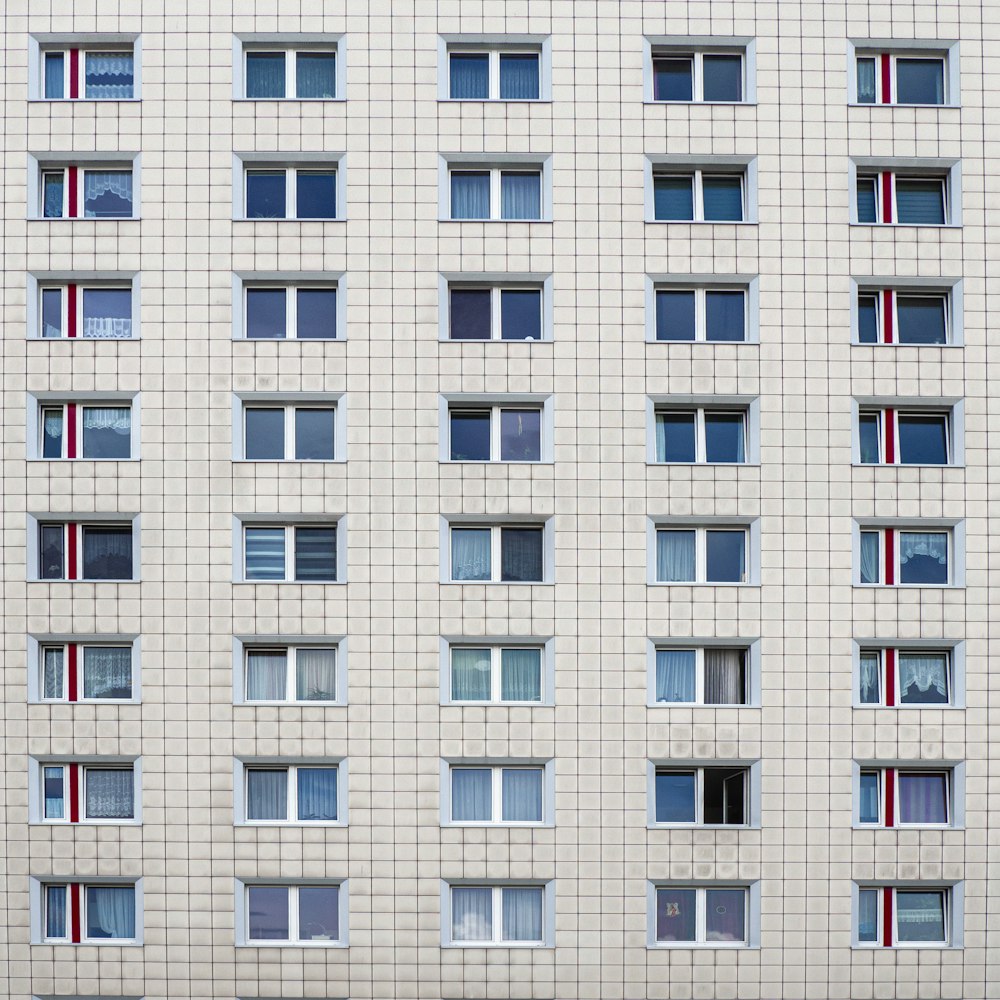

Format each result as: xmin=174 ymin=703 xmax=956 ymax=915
xmin=705 ymin=290 xmax=746 ymax=341
xmin=653 ymin=57 xmax=693 ymax=100
xmin=297 ymin=768 xmax=338 ymax=821
xmin=898 ymin=414 xmax=948 ymax=464
xmin=81 ymin=406 xmax=131 ymax=459
xmin=298 ymin=886 xmax=339 ymax=941
xmin=246 ymin=52 xmax=285 ymax=98
xmin=450 ymin=411 xmax=491 ymax=461
xmin=246 ymin=769 xmax=287 ymax=820
xmin=702 ymin=175 xmax=744 ymax=221
xmin=705 ymin=888 xmax=746 ymax=942
xmin=296 ymin=170 xmax=336 ymax=218
xmin=450 ymin=53 xmax=489 ymax=99
xmin=704 ymin=412 xmax=745 ymax=462
xmin=705 ymin=530 xmax=745 ymax=583
xmin=295 ymin=408 xmax=336 ymax=460
xmin=899 ymin=532 xmax=948 ymax=585
xmin=451 ymin=528 xmax=491 ymax=580
xmin=499 ymin=54 xmax=540 ymax=99
xmin=896 ymin=59 xmax=944 ymax=105
xmin=857 ymin=889 xmax=879 ymax=942
xmin=500 ymin=172 xmax=541 ymax=220
xmin=294 ymin=527 xmax=337 ymax=581
xmin=40 ymin=524 xmax=65 ymax=579
xmin=655 ymin=771 xmax=696 ymax=823
xmin=656 ymin=290 xmax=696 ymax=341
xmin=500 ymin=409 xmax=541 ymax=461
xmin=702 ymin=54 xmax=742 ymax=101
xmin=82 ymin=170 xmax=132 ymax=218
xmin=82 ymin=288 xmax=131 ymax=339
xmin=898 ymin=653 xmax=949 ymax=704
xmin=42 ymin=408 xmax=64 ymax=458
xmin=656 ymin=413 xmax=697 ymax=462
xmin=41 ymin=288 xmax=63 ymax=338
xmin=248 ymin=885 xmax=289 ymax=939
xmin=43 ymin=172 xmax=65 ymax=218
xmin=84 ymin=51 xmax=134 ymax=99
xmin=895 ymin=178 xmax=945 ymax=225
xmin=898 ymin=772 xmax=949 ymax=824
xmin=450 ymin=289 xmax=491 ymax=339
xmin=703 ymin=767 xmax=746 ymax=824
xmin=856 ymin=177 xmax=878 ymax=223
xmin=856 ymin=57 xmax=877 ymax=103
xmin=656 ymin=888 xmax=697 ymax=942
xmin=44 ymin=52 xmax=65 ymax=99
xmin=81 ymin=526 xmax=133 ymax=579
xmin=896 ymin=295 xmax=947 ymax=344
xmin=296 ymin=52 xmax=336 ymax=98
xmin=296 ymin=288 xmax=337 ymax=339
xmin=859 ymin=771 xmax=880 ymax=823
xmin=451 ymin=172 xmax=490 ymax=219
xmin=501 ymin=289 xmax=541 ymax=340
xmin=245 ymin=408 xmax=285 ymax=460
xmin=857 ymin=294 xmax=879 ymax=343
xmin=246 ymin=288 xmax=287 ymax=339
xmin=895 ymin=891 xmax=946 ymax=943
xmin=501 ymin=527 xmax=544 ymax=582
xmin=45 ymin=885 xmax=67 ymax=938
xmin=246 ymin=171 xmax=286 ymax=218
xmin=859 ymin=413 xmax=881 ymax=463
xmin=85 ymin=886 xmax=135 ymax=939
xmin=653 ymin=175 xmax=694 ymax=220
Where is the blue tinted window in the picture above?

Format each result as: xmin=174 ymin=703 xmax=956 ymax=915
xmin=245 ymin=527 xmax=286 ymax=579
xmin=655 ymin=290 xmax=695 ymax=340
xmin=41 ymin=288 xmax=63 ymax=338
xmin=895 ymin=59 xmax=944 ymax=105
xmin=245 ymin=409 xmax=285 ymax=460
xmin=500 ymin=409 xmax=541 ymax=461
xmin=246 ymin=171 xmax=286 ymax=218
xmin=246 ymin=52 xmax=285 ymax=98
xmin=81 ymin=526 xmax=133 ymax=580
xmin=500 ymin=527 xmax=544 ymax=581
xmin=857 ymin=294 xmax=879 ymax=343
xmin=82 ymin=170 xmax=132 ymax=218
xmin=450 ymin=54 xmax=489 ymax=99
xmin=500 ymin=172 xmax=541 ymax=220
xmin=702 ymin=175 xmax=743 ymax=221
xmin=656 ymin=413 xmax=696 ymax=462
xmin=44 ymin=52 xmax=64 ymax=99
xmin=895 ymin=179 xmax=945 ymax=225
xmin=705 ymin=291 xmax=746 ymax=342
xmin=451 ymin=289 xmax=491 ymax=339
xmin=653 ymin=176 xmax=694 ymax=220
xmin=702 ymin=55 xmax=742 ymax=101
xmin=82 ymin=288 xmax=132 ymax=339
xmin=705 ymin=530 xmax=745 ymax=583
xmin=898 ymin=531 xmax=949 ymax=585
xmin=501 ymin=289 xmax=541 ymax=340
xmin=856 ymin=177 xmax=878 ymax=223
xmin=897 ymin=414 xmax=948 ymax=465
xmin=294 ymin=527 xmax=337 ymax=581
xmin=704 ymin=413 xmax=745 ymax=462
xmin=297 ymin=288 xmax=337 ymax=339
xmin=296 ymin=170 xmax=336 ymax=218
xmin=858 ymin=414 xmax=881 ymax=463
xmin=42 ymin=172 xmax=65 ymax=218
xmin=655 ymin=771 xmax=696 ymax=823
xmin=246 ymin=288 xmax=287 ymax=339
xmin=896 ymin=295 xmax=947 ymax=344
xmin=451 ymin=172 xmax=490 ymax=219
xmin=499 ymin=54 xmax=539 ymax=99
xmin=653 ymin=58 xmax=692 ymax=100
xmin=858 ymin=771 xmax=880 ymax=823
xmin=296 ymin=52 xmax=336 ymax=98
xmin=450 ymin=411 xmax=491 ymax=461
xmin=295 ymin=408 xmax=336 ymax=460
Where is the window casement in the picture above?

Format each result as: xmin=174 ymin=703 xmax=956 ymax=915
xmin=35 ymin=43 xmax=137 ymax=100
xmin=240 ymin=523 xmax=340 ymax=583
xmin=238 ymin=402 xmax=339 ymax=461
xmin=853 ymin=49 xmax=951 ymax=106
xmin=239 ymin=281 xmax=340 ymax=340
xmin=36 ymin=641 xmax=135 ymax=702
xmin=36 ymin=162 xmax=136 ymax=219
xmin=33 ymin=760 xmax=138 ymax=824
xmin=855 ymin=286 xmax=956 ymax=345
xmin=653 ymin=525 xmax=751 ymax=584
xmin=445 ymin=44 xmax=543 ymax=101
xmin=447 ymin=522 xmax=547 ymax=583
xmin=856 ymin=404 xmax=955 ymax=465
xmin=239 ymin=162 xmax=341 ymax=220
xmin=855 ymin=764 xmax=958 ymax=828
xmin=855 ymin=885 xmax=958 ymax=948
xmin=239 ymin=762 xmax=342 ymax=825
xmin=241 ymin=46 xmax=338 ymax=100
xmin=446 ymin=643 xmax=546 ymax=704
xmin=653 ymin=406 xmax=749 ymax=464
xmin=651 ymin=166 xmax=749 ymax=223
xmin=240 ymin=882 xmax=345 ymax=945
xmin=445 ymin=280 xmax=547 ymax=341
xmin=651 ymin=764 xmax=752 ymax=827
xmin=445 ymin=400 xmax=546 ymax=462
xmin=857 ymin=646 xmax=956 ymax=707
xmin=35 ymin=401 xmax=134 ymax=460
xmin=445 ymin=161 xmax=547 ymax=221
xmin=856 ymin=525 xmax=955 ymax=586
xmin=853 ymin=164 xmax=957 ymax=226
xmin=650 ymin=49 xmax=745 ymax=102
xmin=652 ymin=284 xmax=749 ymax=342
xmin=241 ymin=644 xmax=340 ymax=704
xmin=39 ymin=881 xmax=139 ymax=944
xmin=444 ymin=762 xmax=549 ymax=826
xmin=36 ymin=521 xmax=135 ymax=581
xmin=651 ymin=884 xmax=752 ymax=947
xmin=651 ymin=646 xmax=750 ymax=706
xmin=34 ymin=280 xmax=135 ymax=340
xmin=444 ymin=883 xmax=549 ymax=946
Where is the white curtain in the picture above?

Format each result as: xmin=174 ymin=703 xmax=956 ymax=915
xmin=859 ymin=532 xmax=880 ymax=584
xmin=898 ymin=654 xmax=948 ymax=699
xmin=82 ymin=316 xmax=132 ymax=338
xmin=246 ymin=650 xmax=287 ymax=700
xmin=451 ymin=647 xmax=491 ymax=700
xmin=452 ymin=887 xmax=492 ymax=941
xmin=45 ymin=885 xmax=67 ymax=938
xmin=43 ymin=646 xmax=64 ymax=699
xmin=296 ymin=768 xmax=338 ymax=821
xmin=43 ymin=409 xmax=64 ymax=456
xmin=296 ymin=647 xmax=337 ymax=700
xmin=83 ymin=646 xmax=132 ymax=699
xmin=86 ymin=886 xmax=135 ymax=939
xmin=85 ymin=768 xmax=134 ymax=818
xmin=451 ymin=528 xmax=491 ymax=580
xmin=85 ymin=52 xmax=134 ymax=98
xmin=81 ymin=527 xmax=133 ymax=579
xmin=500 ymin=172 xmax=541 ymax=220
xmin=82 ymin=407 xmax=131 ymax=432
xmin=452 ymin=768 xmax=491 ymax=821
xmin=655 ymin=649 xmax=696 ymax=702
xmin=83 ymin=171 xmax=133 ymax=218
xmin=857 ymin=889 xmax=878 ymax=941
xmin=500 ymin=647 xmax=541 ymax=701
xmin=657 ymin=530 xmax=695 ymax=582
xmin=704 ymin=649 xmax=744 ymax=704
xmin=856 ymin=59 xmax=877 ymax=103
xmin=246 ymin=769 xmax=287 ymax=820
xmin=502 ymin=887 xmax=542 ymax=941
xmin=859 ymin=652 xmax=881 ymax=703
xmin=501 ymin=769 xmax=542 ymax=821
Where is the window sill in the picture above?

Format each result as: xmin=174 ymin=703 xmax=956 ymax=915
xmin=648 ymin=461 xmax=758 ymax=468
xmin=854 ymin=462 xmax=960 ymax=469
xmin=235 ymin=217 xmax=344 ymax=223
xmin=445 ymin=700 xmax=553 ymax=708
xmin=848 ymin=102 xmax=959 ymax=110
xmin=30 ymin=97 xmax=141 ymax=103
xmin=646 ymin=338 xmax=755 ymax=345
xmin=237 ymin=700 xmax=345 ymax=707
xmin=234 ymin=459 xmax=346 ymax=465
xmin=32 ymin=578 xmax=141 ymax=584
xmin=442 ymin=460 xmax=553 ymax=466
xmin=853 ymin=943 xmax=955 ymax=950
xmin=439 ymin=98 xmax=552 ymax=104
xmin=235 ymin=579 xmax=346 ymax=586
xmin=30 ymin=457 xmax=139 ymax=463
xmin=29 ymin=216 xmax=141 ymax=222
xmin=238 ymin=821 xmax=347 ymax=828
xmin=850 ymin=222 xmax=960 ymax=229
xmin=851 ymin=341 xmax=962 ymax=348
xmin=852 ymin=703 xmax=963 ymax=710
xmin=444 ymin=580 xmax=553 ymax=586
xmin=36 ymin=699 xmax=140 ymax=706
xmin=648 ymin=942 xmax=752 ymax=950
xmin=234 ymin=337 xmax=343 ymax=343
xmin=37 ymin=819 xmax=140 ymax=826
xmin=440 ymin=337 xmax=551 ymax=344
xmin=646 ymin=219 xmax=756 ymax=226
xmin=29 ymin=336 xmax=141 ymax=342
xmin=233 ymin=97 xmax=346 ymax=103
xmin=852 ymin=823 xmax=958 ymax=830
xmin=439 ymin=218 xmax=552 ymax=224
xmin=648 ymin=823 xmax=755 ymax=830
xmin=853 ymin=583 xmax=960 ymax=589
xmin=649 ymin=701 xmax=758 ymax=709
xmin=444 ymin=941 xmax=550 ymax=949
xmin=649 ymin=581 xmax=757 ymax=587
xmin=445 ymin=822 xmax=553 ymax=829
xmin=644 ymin=99 xmax=756 ymax=107
xmin=238 ymin=940 xmax=348 ymax=948
xmin=39 ymin=939 xmax=143 ymax=947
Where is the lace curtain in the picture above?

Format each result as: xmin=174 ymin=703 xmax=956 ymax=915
xmin=705 ymin=888 xmax=746 ymax=942
xmin=296 ymin=768 xmax=338 ymax=821
xmin=502 ymin=886 xmax=543 ymax=941
xmin=82 ymin=289 xmax=132 ymax=339
xmin=85 ymin=768 xmax=134 ymax=818
xmin=82 ymin=407 xmax=131 ymax=432
xmin=856 ymin=60 xmax=877 ymax=103
xmin=45 ymin=886 xmax=67 ymax=937
xmin=500 ymin=528 xmax=543 ymax=581
xmin=898 ymin=653 xmax=948 ymax=701
xmin=82 ymin=646 xmax=132 ymax=699
xmin=84 ymin=52 xmax=134 ymax=99
xmin=83 ymin=171 xmax=133 ymax=218
xmin=859 ymin=531 xmax=880 ymax=584
xmin=86 ymin=885 xmax=135 ymax=939
xmin=451 ymin=528 xmax=490 ymax=580
xmin=500 ymin=647 xmax=541 ymax=701
xmin=858 ymin=652 xmax=881 ymax=703
xmin=43 ymin=647 xmax=64 ymax=699
xmin=500 ymin=172 xmax=541 ymax=220
xmin=81 ymin=528 xmax=133 ymax=579
xmin=657 ymin=530 xmax=695 ymax=582
xmin=43 ymin=174 xmax=64 ymax=218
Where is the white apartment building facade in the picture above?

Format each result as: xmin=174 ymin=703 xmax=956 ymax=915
xmin=2 ymin=1 xmax=997 ymax=998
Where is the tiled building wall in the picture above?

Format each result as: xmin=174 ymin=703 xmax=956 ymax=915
xmin=1 ymin=1 xmax=996 ymax=999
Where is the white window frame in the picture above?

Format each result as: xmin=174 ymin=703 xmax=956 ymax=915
xmin=235 ymin=880 xmax=348 ymax=947
xmin=234 ymin=637 xmax=347 ymax=705
xmin=29 ymin=758 xmax=141 ymax=825
xmin=646 ymin=640 xmax=760 ymax=707
xmin=234 ymin=759 xmax=347 ymax=826
xmin=439 ymin=274 xmax=553 ymax=342
xmin=647 ymin=882 xmax=759 ymax=949
xmin=852 ymin=762 xmax=963 ymax=829
xmin=648 ymin=400 xmax=758 ymax=464
xmin=850 ymin=279 xmax=962 ymax=347
xmin=440 ymin=638 xmax=554 ymax=706
xmin=28 ymin=514 xmax=140 ymax=582
xmin=852 ymin=522 xmax=962 ymax=588
xmin=28 ymin=155 xmax=141 ymax=220
xmin=233 ymin=273 xmax=345 ymax=341
xmin=646 ymin=50 xmax=749 ymax=103
xmin=233 ymin=154 xmax=346 ymax=221
xmin=28 ymin=35 xmax=141 ymax=101
xmin=645 ymin=275 xmax=759 ymax=344
xmin=851 ymin=641 xmax=964 ymax=709
xmin=648 ymin=520 xmax=759 ymax=586
xmin=643 ymin=36 xmax=756 ymax=103
xmin=31 ymin=878 xmax=144 ymax=945
xmin=442 ymin=519 xmax=553 ymax=584
xmin=441 ymin=881 xmax=553 ymax=947
xmin=28 ymin=273 xmax=140 ymax=341
xmin=647 ymin=760 xmax=760 ymax=828
xmin=233 ymin=396 xmax=345 ymax=463
xmin=440 ymin=156 xmax=552 ymax=222
xmin=440 ymin=395 xmax=552 ymax=463
xmin=439 ymin=38 xmax=550 ymax=101
xmin=852 ymin=883 xmax=962 ymax=949
xmin=441 ymin=760 xmax=554 ymax=826
xmin=27 ymin=635 xmax=140 ymax=704
xmin=233 ymin=34 xmax=346 ymax=101
xmin=847 ymin=39 xmax=959 ymax=106
xmin=28 ymin=395 xmax=139 ymax=461
xmin=849 ymin=158 xmax=961 ymax=227
xmin=645 ymin=157 xmax=758 ymax=224
xmin=234 ymin=518 xmax=346 ymax=584
xmin=852 ymin=400 xmax=960 ymax=466
xmin=239 ymin=45 xmax=342 ymax=101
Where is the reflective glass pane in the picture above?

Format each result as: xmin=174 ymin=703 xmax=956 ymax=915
xmin=499 ymin=53 xmax=540 ymax=99
xmin=244 ymin=526 xmax=286 ymax=580
xmin=705 ymin=888 xmax=746 ymax=943
xmin=858 ymin=771 xmax=880 ymax=823
xmin=451 ymin=527 xmax=491 ymax=580
xmin=452 ymin=768 xmax=492 ymax=821
xmin=858 ymin=414 xmax=881 ymax=463
xmin=246 ymin=288 xmax=287 ymax=339
xmin=44 ymin=766 xmax=65 ymax=818
xmin=896 ymin=58 xmax=944 ymax=105
xmin=702 ymin=55 xmax=742 ymax=101
xmin=898 ymin=531 xmax=948 ymax=585
xmin=501 ymin=768 xmax=543 ymax=821
xmin=655 ymin=648 xmax=696 ymax=702
xmin=857 ymin=293 xmax=879 ymax=343
xmin=246 ymin=171 xmax=286 ymax=218
xmin=81 ymin=406 xmax=131 ymax=459
xmin=500 ymin=409 xmax=541 ymax=461
xmin=44 ymin=52 xmax=65 ymax=99
xmin=248 ymin=885 xmax=289 ymax=939
xmin=656 ymin=413 xmax=697 ymax=462
xmin=246 ymin=52 xmax=285 ymax=98
xmin=450 ymin=172 xmax=490 ymax=219
xmin=296 ymin=288 xmax=337 ymax=339
xmin=898 ymin=772 xmax=948 ymax=824
xmin=296 ymin=170 xmax=336 ymax=218
xmin=856 ymin=177 xmax=878 ymax=223
xmin=85 ymin=886 xmax=135 ymax=939
xmin=656 ymin=290 xmax=696 ymax=341
xmin=294 ymin=527 xmax=337 ymax=581
xmin=296 ymin=52 xmax=336 ymax=98
xmin=42 ymin=408 xmax=64 ymax=458
xmin=898 ymin=414 xmax=948 ymax=464
xmin=82 ymin=170 xmax=132 ymax=218
xmin=500 ymin=527 xmax=544 ymax=582
xmin=705 ymin=290 xmax=746 ymax=342
xmin=450 ymin=54 xmax=489 ymax=99
xmin=295 ymin=408 xmax=336 ymax=460
xmin=297 ymin=768 xmax=338 ymax=821
xmin=858 ymin=889 xmax=879 ymax=942
xmin=856 ymin=58 xmax=877 ymax=103
xmin=653 ymin=58 xmax=693 ymax=101
xmin=246 ymin=769 xmax=288 ymax=820
xmin=43 ymin=172 xmax=65 ymax=218
xmin=298 ymin=886 xmax=339 ymax=941
xmin=451 ymin=288 xmax=491 ymax=339
xmin=500 ymin=172 xmax=541 ymax=220
xmin=895 ymin=891 xmax=946 ymax=943
xmin=702 ymin=175 xmax=743 ymax=221
xmin=705 ymin=530 xmax=746 ymax=583
xmin=704 ymin=412 xmax=745 ymax=462
xmin=84 ymin=51 xmax=134 ymax=99
xmin=896 ymin=295 xmax=947 ymax=345
xmin=653 ymin=175 xmax=694 ymax=220
xmin=45 ymin=885 xmax=67 ymax=938
xmin=81 ymin=526 xmax=132 ymax=579
xmin=655 ymin=771 xmax=696 ymax=823
xmin=82 ymin=287 xmax=132 ymax=339
xmin=39 ymin=524 xmax=65 ymax=579
xmin=895 ymin=179 xmax=945 ymax=225
xmin=245 ymin=408 xmax=285 ymax=460
xmin=41 ymin=288 xmax=63 ymax=338
xmin=450 ymin=411 xmax=491 ymax=461
xmin=655 ymin=887 xmax=697 ymax=941
xmin=500 ymin=289 xmax=542 ymax=340
xmin=451 ymin=648 xmax=491 ymax=700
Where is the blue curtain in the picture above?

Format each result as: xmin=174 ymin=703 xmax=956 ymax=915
xmin=655 ymin=412 xmax=695 ymax=462
xmin=43 ymin=647 xmax=64 ymax=699
xmin=502 ymin=887 xmax=542 ymax=941
xmin=500 ymin=172 xmax=541 ymax=220
xmin=859 ymin=652 xmax=881 ymax=703
xmin=452 ymin=768 xmax=491 ymax=821
xmin=655 ymin=290 xmax=696 ymax=340
xmin=297 ymin=768 xmax=338 ymax=821
xmin=296 ymin=53 xmax=336 ymax=98
xmin=895 ymin=180 xmax=945 ymax=224
xmin=705 ymin=290 xmax=746 ymax=341
xmin=86 ymin=885 xmax=135 ymax=939
xmin=83 ymin=646 xmax=132 ymax=699
xmin=44 ymin=52 xmax=65 ymax=99
xmin=655 ymin=649 xmax=696 ymax=702
xmin=452 ymin=648 xmax=491 ymax=700
xmin=856 ymin=58 xmax=877 ymax=103
xmin=500 ymin=647 xmax=542 ymax=701
xmin=245 ymin=527 xmax=286 ymax=580
xmin=84 ymin=52 xmax=134 ymax=99
xmin=654 ymin=176 xmax=694 ymax=220
xmin=44 ymin=766 xmax=65 ymax=818
xmin=859 ymin=532 xmax=880 ymax=584
xmin=452 ymin=887 xmax=492 ymax=941
xmin=45 ymin=886 xmax=67 ymax=938
xmin=246 ymin=52 xmax=285 ymax=98
xmin=450 ymin=54 xmax=488 ymax=98
xmin=247 ymin=769 xmax=287 ymax=820
xmin=450 ymin=172 xmax=490 ymax=219
xmin=43 ymin=173 xmax=64 ymax=218
xmin=499 ymin=54 xmax=540 ymax=99
xmin=83 ymin=170 xmax=133 ymax=218
xmin=702 ymin=176 xmax=743 ymax=221
xmin=657 ymin=530 xmax=695 ymax=582
xmin=451 ymin=528 xmax=491 ymax=580
xmin=85 ymin=768 xmax=134 ymax=818
xmin=296 ymin=648 xmax=337 ymax=700
xmin=247 ymin=650 xmax=287 ymax=700
xmin=501 ymin=769 xmax=542 ymax=821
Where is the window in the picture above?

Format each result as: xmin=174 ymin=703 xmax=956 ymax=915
xmin=446 ymin=46 xmax=542 ymax=100
xmin=241 ymin=763 xmax=340 ymax=824
xmin=36 ymin=402 xmax=133 ymax=459
xmin=241 ymin=283 xmax=339 ymax=340
xmin=446 ymin=282 xmax=545 ymax=341
xmin=652 ymin=647 xmax=749 ymax=705
xmin=40 ymin=882 xmax=138 ymax=943
xmin=36 ymin=521 xmax=135 ymax=581
xmin=653 ymin=885 xmax=750 ymax=946
xmin=857 ymin=406 xmax=953 ymax=465
xmin=446 ymin=402 xmax=544 ymax=461
xmin=651 ymin=50 xmax=744 ymax=102
xmin=654 ymin=526 xmax=750 ymax=584
xmin=857 ymin=526 xmax=954 ymax=586
xmin=857 ymin=647 xmax=954 ymax=707
xmin=239 ymin=404 xmax=338 ymax=461
xmin=446 ymin=884 xmax=547 ymax=946
xmin=654 ymin=407 xmax=748 ymax=463
xmin=242 ymin=166 xmax=338 ymax=220
xmin=241 ymin=524 xmax=339 ymax=582
xmin=38 ymin=163 xmax=135 ymax=219
xmin=446 ymin=763 xmax=547 ymax=825
xmin=855 ymin=287 xmax=954 ymax=345
xmin=653 ymin=285 xmax=748 ymax=342
xmin=653 ymin=765 xmax=750 ymax=826
xmin=243 ymin=883 xmax=343 ymax=944
xmin=448 ymin=523 xmax=546 ymax=583
xmin=36 ymin=642 xmax=135 ymax=702
xmin=856 ymin=765 xmax=955 ymax=827
xmin=242 ymin=645 xmax=339 ymax=703
xmin=447 ymin=164 xmax=545 ymax=221
xmin=854 ymin=166 xmax=956 ymax=225
xmin=652 ymin=168 xmax=746 ymax=222
xmin=35 ymin=762 xmax=137 ymax=823
xmin=38 ymin=44 xmax=136 ymax=100
xmin=447 ymin=644 xmax=545 ymax=703
xmin=854 ymin=50 xmax=950 ymax=105
xmin=856 ymin=886 xmax=955 ymax=947
xmin=242 ymin=47 xmax=338 ymax=99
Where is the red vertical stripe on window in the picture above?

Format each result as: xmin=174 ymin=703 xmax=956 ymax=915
xmin=70 ymin=882 xmax=81 ymax=942
xmin=881 ymin=173 xmax=893 ymax=224
xmin=884 ymin=529 xmax=895 ymax=585
xmin=882 ymin=289 xmax=894 ymax=343
xmin=68 ymin=764 xmax=79 ymax=822
xmin=884 ymin=409 xmax=895 ymax=464
xmin=882 ymin=887 xmax=893 ymax=946
xmin=69 ymin=49 xmax=80 ymax=99
xmin=67 ymin=165 xmax=79 ymax=217
xmin=885 ymin=648 xmax=896 ymax=707
xmin=66 ymin=404 xmax=77 ymax=459
xmin=885 ymin=768 xmax=895 ymax=827
xmin=67 ymin=643 xmax=78 ymax=702
xmin=880 ymin=54 xmax=892 ymax=103
xmin=67 ymin=284 xmax=78 ymax=338
xmin=67 ymin=523 xmax=78 ymax=580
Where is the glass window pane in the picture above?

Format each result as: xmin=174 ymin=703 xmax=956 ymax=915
xmin=45 ymin=885 xmax=67 ymax=938
xmin=248 ymin=885 xmax=289 ymax=939
xmin=500 ymin=172 xmax=541 ymax=220
xmin=85 ymin=886 xmax=135 ymax=939
xmin=859 ymin=652 xmax=881 ymax=704
xmin=296 ymin=288 xmax=337 ymax=339
xmin=84 ymin=768 xmax=134 ymax=818
xmin=859 ymin=414 xmax=881 ymax=463
xmin=452 ymin=768 xmax=492 ymax=821
xmin=856 ymin=177 xmax=878 ymax=223
xmin=500 ymin=527 xmax=544 ymax=582
xmin=656 ymin=530 xmax=696 ymax=582
xmin=655 ymin=771 xmax=696 ymax=823
xmin=656 ymin=290 xmax=696 ymax=341
xmin=500 ymin=647 xmax=542 ymax=701
xmin=296 ymin=647 xmax=337 ymax=701
xmin=296 ymin=170 xmax=336 ymax=218
xmin=296 ymin=52 xmax=336 ymax=98
xmin=43 ymin=172 xmax=65 ymax=218
xmin=896 ymin=58 xmax=944 ymax=105
xmin=856 ymin=58 xmax=877 ymax=103
xmin=858 ymin=771 xmax=880 ymax=823
xmin=655 ymin=887 xmax=697 ymax=942
xmin=501 ymin=886 xmax=543 ymax=941
xmin=451 ymin=288 xmax=491 ymax=339
xmin=898 ymin=653 xmax=949 ymax=704
xmin=82 ymin=287 xmax=132 ymax=339
xmin=451 ymin=172 xmax=490 ymax=219
xmin=857 ymin=293 xmax=879 ymax=343
xmin=40 ymin=524 xmax=65 ymax=579
xmin=246 ymin=288 xmax=287 ymax=339
xmin=500 ymin=289 xmax=542 ymax=340
xmin=895 ymin=891 xmax=946 ymax=943
xmin=450 ymin=54 xmax=489 ymax=99
xmin=704 ymin=412 xmax=745 ymax=462
xmin=898 ymin=772 xmax=948 ymax=824
xmin=653 ymin=175 xmax=694 ymax=220
xmin=502 ymin=769 xmax=543 ymax=821
xmin=705 ymin=888 xmax=746 ymax=943
xmin=246 ymin=650 xmax=287 ymax=700
xmin=653 ymin=57 xmax=692 ymax=100
xmin=297 ymin=768 xmax=338 ymax=821
xmin=82 ymin=406 xmax=131 ymax=459
xmin=451 ymin=648 xmax=492 ymax=701
xmin=704 ymin=648 xmax=746 ymax=704
xmin=44 ymin=766 xmax=65 ymax=818
xmin=245 ymin=526 xmax=286 ymax=580
xmin=858 ymin=888 xmax=879 ymax=942
xmin=702 ymin=54 xmax=742 ymax=101
xmin=298 ymin=886 xmax=339 ymax=941
xmin=43 ymin=646 xmax=65 ymax=699
xmin=451 ymin=527 xmax=491 ymax=580
xmin=245 ymin=408 xmax=285 ymax=460
xmin=42 ymin=408 xmax=64 ymax=458
xmin=702 ymin=175 xmax=744 ymax=221
xmin=246 ymin=769 xmax=288 ymax=820
xmin=898 ymin=414 xmax=948 ymax=464
xmin=41 ymin=288 xmax=63 ymax=338
xmin=499 ymin=53 xmax=540 ymax=99
xmin=84 ymin=51 xmax=134 ymax=99
xmin=706 ymin=530 xmax=746 ymax=583
xmin=452 ymin=886 xmax=492 ymax=941
xmin=656 ymin=413 xmax=697 ymax=462
xmin=895 ymin=179 xmax=946 ymax=225
xmin=82 ymin=170 xmax=132 ymax=218
xmin=655 ymin=649 xmax=696 ymax=703
xmin=294 ymin=527 xmax=337 ymax=581
xmin=246 ymin=52 xmax=285 ymax=98
xmin=295 ymin=408 xmax=336 ymax=460
xmin=246 ymin=170 xmax=287 ymax=218
xmin=44 ymin=52 xmax=65 ymax=99
xmin=859 ymin=531 xmax=880 ymax=584
xmin=705 ymin=290 xmax=746 ymax=342
xmin=83 ymin=646 xmax=132 ymax=699
xmin=450 ymin=411 xmax=492 ymax=461
xmin=500 ymin=409 xmax=542 ymax=461
xmin=899 ymin=532 xmax=948 ymax=585
xmin=81 ymin=526 xmax=132 ymax=579
xmin=896 ymin=295 xmax=947 ymax=345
